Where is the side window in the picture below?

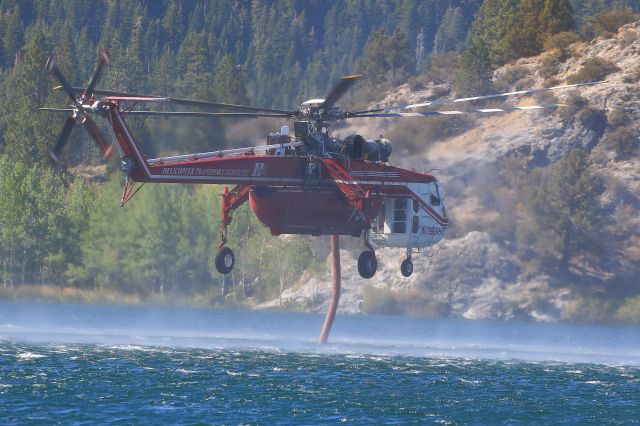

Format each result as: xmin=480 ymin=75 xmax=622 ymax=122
xmin=413 ymin=199 xmax=420 ymax=213
xmin=393 ymin=198 xmax=407 ymax=233
xmin=412 ymin=215 xmax=419 ymax=233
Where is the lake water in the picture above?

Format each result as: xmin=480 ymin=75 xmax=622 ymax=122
xmin=1 ymin=302 xmax=639 ymax=424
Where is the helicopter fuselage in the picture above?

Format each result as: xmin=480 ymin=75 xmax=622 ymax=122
xmin=132 ymin=152 xmax=448 ymax=250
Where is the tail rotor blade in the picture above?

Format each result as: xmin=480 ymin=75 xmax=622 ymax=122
xmin=49 ymin=115 xmax=77 ymax=163
xmin=84 ymin=49 xmax=110 ymax=97
xmin=45 ymin=55 xmax=77 ymax=103
xmin=321 ymin=75 xmax=362 ymax=111
xmin=82 ymin=115 xmax=113 ymax=159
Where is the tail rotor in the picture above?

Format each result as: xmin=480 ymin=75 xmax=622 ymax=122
xmin=44 ymin=49 xmax=113 ymax=164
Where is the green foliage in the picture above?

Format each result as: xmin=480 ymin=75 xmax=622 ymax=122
xmin=433 ymin=5 xmax=470 ymax=55
xmin=566 ymin=57 xmax=619 ymax=84
xmin=517 ymin=150 xmax=606 ymax=274
xmin=540 ymin=0 xmax=576 ymax=36
xmin=501 ymin=0 xmax=575 ymax=62
xmin=0 ymin=155 xmax=94 ymax=286
xmin=539 ymin=50 xmax=565 ymax=78
xmin=543 ymin=31 xmax=583 ymax=51
xmin=457 ymin=37 xmax=494 ymax=95
xmin=357 ymin=28 xmax=414 ymax=88
xmin=465 ymin=0 xmax=517 ymax=66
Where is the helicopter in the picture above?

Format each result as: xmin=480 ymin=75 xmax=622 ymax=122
xmin=40 ymin=50 xmax=605 ymax=279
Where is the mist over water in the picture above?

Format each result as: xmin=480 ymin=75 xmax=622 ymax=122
xmin=1 ymin=302 xmax=638 ymax=365
xmin=1 ymin=303 xmax=639 ymax=424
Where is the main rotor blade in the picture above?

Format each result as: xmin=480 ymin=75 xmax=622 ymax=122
xmin=45 ymin=56 xmax=78 ymax=104
xmin=84 ymin=49 xmax=110 ymax=97
xmin=38 ymin=107 xmax=75 ymax=113
xmin=82 ymin=115 xmax=113 ymax=159
xmin=49 ymin=115 xmax=77 ymax=163
xmin=349 ymin=104 xmax=564 ymax=118
xmin=380 ymin=80 xmax=607 ymax=111
xmin=62 ymin=86 xmax=295 ymax=114
xmin=125 ymin=111 xmax=290 ymax=118
xmin=321 ymin=75 xmax=362 ymax=111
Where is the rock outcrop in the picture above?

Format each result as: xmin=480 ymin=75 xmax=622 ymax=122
xmin=258 ymin=22 xmax=640 ymax=321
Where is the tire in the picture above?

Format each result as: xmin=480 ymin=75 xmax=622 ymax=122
xmin=357 ymin=250 xmax=377 ymax=279
xmin=400 ymin=258 xmax=413 ymax=277
xmin=215 ymin=247 xmax=235 ymax=275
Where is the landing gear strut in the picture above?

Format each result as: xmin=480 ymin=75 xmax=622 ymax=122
xmin=215 ymin=185 xmax=251 ymax=275
xmin=400 ymin=248 xmax=413 ymax=277
xmin=358 ymin=231 xmax=377 ymax=279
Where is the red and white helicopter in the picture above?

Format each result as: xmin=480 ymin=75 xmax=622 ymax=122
xmin=41 ymin=50 xmax=603 ymax=279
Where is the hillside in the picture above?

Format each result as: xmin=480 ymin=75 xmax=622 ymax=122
xmin=269 ymin=21 xmax=640 ymax=322
xmin=1 ymin=1 xmax=639 ymax=323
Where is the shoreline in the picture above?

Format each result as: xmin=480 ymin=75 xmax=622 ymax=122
xmin=1 ymin=284 xmax=638 ymax=327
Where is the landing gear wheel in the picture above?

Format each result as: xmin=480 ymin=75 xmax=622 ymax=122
xmin=215 ymin=247 xmax=235 ymax=275
xmin=358 ymin=250 xmax=377 ymax=279
xmin=400 ymin=258 xmax=413 ymax=277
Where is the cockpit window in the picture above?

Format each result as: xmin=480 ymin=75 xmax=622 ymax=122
xmin=413 ymin=199 xmax=420 ymax=213
xmin=430 ymin=183 xmax=441 ymax=206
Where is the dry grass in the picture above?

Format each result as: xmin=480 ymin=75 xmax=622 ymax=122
xmin=0 ymin=285 xmax=143 ymax=305
xmin=0 ymin=284 xmax=232 ymax=308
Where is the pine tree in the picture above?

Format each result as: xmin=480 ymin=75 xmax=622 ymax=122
xmin=540 ymin=0 xmax=575 ymax=36
xmin=457 ymin=37 xmax=494 ymax=95
xmin=466 ymin=0 xmax=517 ymax=66
xmin=504 ymin=0 xmax=546 ymax=61
xmin=212 ymin=54 xmax=246 ymax=104
xmin=433 ymin=6 xmax=468 ymax=55
xmin=519 ymin=150 xmax=605 ymax=275
xmin=2 ymin=27 xmax=56 ymax=162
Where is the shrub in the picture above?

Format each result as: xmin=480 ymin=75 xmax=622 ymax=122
xmin=591 ymin=10 xmax=640 ymax=39
xmin=602 ymin=126 xmax=639 ymax=159
xmin=534 ymin=90 xmax=559 ymax=107
xmin=544 ymin=31 xmax=583 ymax=52
xmin=618 ymin=29 xmax=638 ymax=47
xmin=566 ymin=58 xmax=619 ymax=84
xmin=430 ymin=85 xmax=451 ymax=99
xmin=615 ymin=295 xmax=640 ymax=323
xmin=539 ymin=49 xmax=568 ymax=79
xmin=564 ymin=294 xmax=614 ymax=323
xmin=559 ymin=92 xmax=588 ymax=122
xmin=407 ymin=76 xmax=425 ymax=91
xmin=425 ymin=52 xmax=461 ymax=85
xmin=582 ymin=10 xmax=640 ymax=41
xmin=543 ymin=76 xmax=561 ymax=87
xmin=495 ymin=65 xmax=530 ymax=91
xmin=362 ymin=285 xmax=399 ymax=315
xmin=622 ymin=64 xmax=640 ymax=84
xmin=577 ymin=107 xmax=607 ymax=133
xmin=608 ymin=108 xmax=630 ymax=127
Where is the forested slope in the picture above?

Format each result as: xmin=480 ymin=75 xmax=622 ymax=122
xmin=0 ymin=0 xmax=638 ymax=319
